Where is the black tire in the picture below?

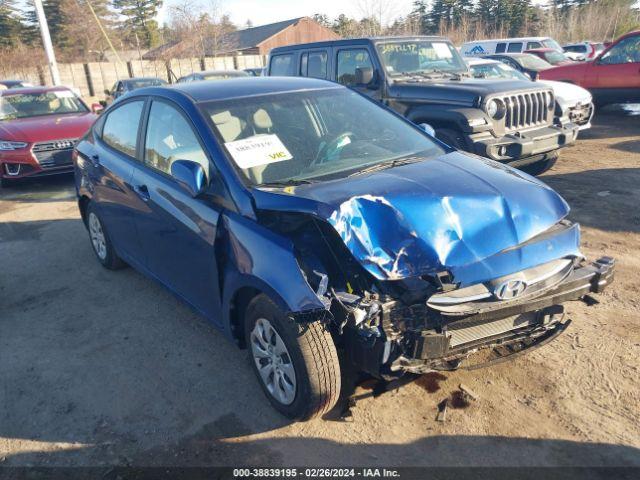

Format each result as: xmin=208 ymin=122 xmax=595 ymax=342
xmin=85 ymin=202 xmax=126 ymax=270
xmin=519 ymin=153 xmax=558 ymax=176
xmin=245 ymin=294 xmax=341 ymax=420
xmin=435 ymin=128 xmax=467 ymax=150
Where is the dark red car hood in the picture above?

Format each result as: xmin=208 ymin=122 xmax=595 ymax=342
xmin=0 ymin=112 xmax=97 ymax=143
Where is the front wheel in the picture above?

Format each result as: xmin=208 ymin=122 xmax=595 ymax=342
xmin=245 ymin=294 xmax=341 ymax=420
xmin=518 ymin=153 xmax=558 ymax=176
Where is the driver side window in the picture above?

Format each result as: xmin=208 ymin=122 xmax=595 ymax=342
xmin=144 ymin=101 xmax=209 ymax=178
xmin=599 ymin=36 xmax=640 ymax=64
xmin=336 ymin=49 xmax=372 ymax=86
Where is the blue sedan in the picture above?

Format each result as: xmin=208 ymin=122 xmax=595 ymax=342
xmin=74 ymin=77 xmax=614 ymax=420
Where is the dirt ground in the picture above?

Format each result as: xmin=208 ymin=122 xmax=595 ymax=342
xmin=1 ymin=107 xmax=639 ymax=469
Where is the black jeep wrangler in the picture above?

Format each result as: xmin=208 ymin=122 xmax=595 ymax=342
xmin=266 ymin=36 xmax=579 ymax=175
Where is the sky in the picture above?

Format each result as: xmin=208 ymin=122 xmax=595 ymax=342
xmin=157 ymin=0 xmax=415 ymax=27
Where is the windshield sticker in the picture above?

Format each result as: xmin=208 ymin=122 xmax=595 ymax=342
xmin=432 ymin=42 xmax=453 ymax=58
xmin=225 ymin=134 xmax=293 ymax=169
xmin=54 ymin=90 xmax=75 ymax=99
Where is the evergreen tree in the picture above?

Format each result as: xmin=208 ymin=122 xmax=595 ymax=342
xmin=0 ymin=0 xmax=22 ymax=48
xmin=112 ymin=0 xmax=163 ymax=48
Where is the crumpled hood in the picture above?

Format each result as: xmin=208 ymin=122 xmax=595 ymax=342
xmin=252 ymin=152 xmax=578 ymax=285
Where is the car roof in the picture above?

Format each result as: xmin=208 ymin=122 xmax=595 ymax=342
xmin=464 ymin=37 xmax=550 ymax=43
xmin=123 ymin=77 xmax=165 ymax=82
xmin=198 ymin=70 xmax=248 ymax=76
xmin=139 ymin=76 xmax=343 ymax=103
xmin=466 ymin=58 xmax=500 ymax=66
xmin=270 ymin=35 xmax=448 ymax=53
xmin=0 ymin=85 xmax=73 ymax=96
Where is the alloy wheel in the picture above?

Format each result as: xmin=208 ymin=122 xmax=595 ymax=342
xmin=88 ymin=212 xmax=107 ymax=260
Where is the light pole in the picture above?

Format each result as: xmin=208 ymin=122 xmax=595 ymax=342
xmin=33 ymin=0 xmax=61 ymax=85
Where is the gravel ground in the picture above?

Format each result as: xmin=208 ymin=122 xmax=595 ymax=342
xmin=1 ymin=107 xmax=639 ymax=468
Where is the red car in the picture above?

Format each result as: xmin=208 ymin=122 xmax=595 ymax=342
xmin=0 ymin=86 xmax=98 ymax=187
xmin=524 ymin=48 xmax=574 ymax=66
xmin=539 ymin=31 xmax=640 ymax=106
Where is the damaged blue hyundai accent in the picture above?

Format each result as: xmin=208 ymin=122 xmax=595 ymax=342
xmin=74 ymin=77 xmax=615 ymax=420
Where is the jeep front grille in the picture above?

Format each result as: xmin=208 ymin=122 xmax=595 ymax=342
xmin=501 ymin=91 xmax=552 ymax=131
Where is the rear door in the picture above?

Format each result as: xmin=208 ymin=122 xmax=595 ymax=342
xmin=89 ymin=98 xmax=147 ymax=264
xmin=130 ymin=98 xmax=224 ymax=321
xmin=592 ymin=35 xmax=640 ymax=98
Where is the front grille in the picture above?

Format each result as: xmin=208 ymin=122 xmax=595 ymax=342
xmin=32 ymin=139 xmax=77 ymax=169
xmin=499 ymin=91 xmax=552 ymax=131
xmin=447 ymin=312 xmax=538 ymax=347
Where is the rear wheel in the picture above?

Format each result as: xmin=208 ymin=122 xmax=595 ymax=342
xmin=245 ymin=294 xmax=341 ymax=420
xmin=86 ymin=202 xmax=126 ymax=270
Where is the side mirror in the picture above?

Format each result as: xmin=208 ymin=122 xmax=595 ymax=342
xmin=171 ymin=160 xmax=207 ymax=197
xmin=355 ymin=66 xmax=375 ymax=87
xmin=91 ymin=103 xmax=104 ymax=114
xmin=419 ymin=123 xmax=435 ymax=136
xmin=103 ymin=89 xmax=110 ymax=95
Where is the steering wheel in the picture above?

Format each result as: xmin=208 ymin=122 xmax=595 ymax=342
xmin=309 ymin=132 xmax=355 ymax=169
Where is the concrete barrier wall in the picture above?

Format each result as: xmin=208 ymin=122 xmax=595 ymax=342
xmin=0 ymin=54 xmax=267 ymax=100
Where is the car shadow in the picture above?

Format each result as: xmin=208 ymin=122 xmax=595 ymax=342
xmin=0 ymin=173 xmax=76 ymax=203
xmin=540 ymin=168 xmax=640 ymax=234
xmin=579 ymin=105 xmax=640 ymax=140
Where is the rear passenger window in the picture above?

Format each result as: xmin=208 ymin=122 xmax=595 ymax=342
xmin=101 ymin=100 xmax=144 ymax=157
xmin=496 ymin=43 xmax=507 ymax=53
xmin=306 ymin=51 xmax=328 ymax=79
xmin=507 ymin=42 xmax=523 ymax=53
xmin=270 ymin=54 xmax=295 ymax=76
xmin=337 ymin=49 xmax=372 ymax=86
xmin=144 ymin=101 xmax=209 ymax=178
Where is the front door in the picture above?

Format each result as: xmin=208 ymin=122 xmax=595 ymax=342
xmin=131 ymin=99 xmax=223 ymax=322
xmin=335 ymin=47 xmax=383 ymax=101
xmin=593 ymin=35 xmax=640 ymax=102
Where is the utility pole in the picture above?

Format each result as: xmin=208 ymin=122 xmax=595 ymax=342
xmin=33 ymin=0 xmax=61 ymax=85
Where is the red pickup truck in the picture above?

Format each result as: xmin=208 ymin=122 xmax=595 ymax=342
xmin=539 ymin=30 xmax=640 ymax=106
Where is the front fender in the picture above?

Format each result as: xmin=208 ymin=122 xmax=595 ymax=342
xmin=403 ymin=105 xmax=492 ymax=134
xmin=219 ymin=212 xmax=325 ymax=338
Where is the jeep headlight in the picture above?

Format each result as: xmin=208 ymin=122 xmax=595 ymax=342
xmin=486 ymin=99 xmax=505 ymax=120
xmin=0 ymin=140 xmax=28 ymax=151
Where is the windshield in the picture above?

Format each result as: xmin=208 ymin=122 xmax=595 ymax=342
xmin=470 ymin=62 xmax=529 ymax=81
xmin=376 ymin=40 xmax=468 ymax=76
xmin=0 ymin=90 xmax=88 ymax=120
xmin=130 ymin=79 xmax=166 ymax=89
xmin=543 ymin=51 xmax=568 ymax=65
xmin=519 ymin=55 xmax=552 ymax=70
xmin=201 ymin=88 xmax=444 ymax=186
xmin=542 ymin=39 xmax=562 ymax=51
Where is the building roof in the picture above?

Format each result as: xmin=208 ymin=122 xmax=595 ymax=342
xmin=212 ymin=17 xmax=303 ymax=54
xmin=144 ymin=17 xmax=305 ymax=59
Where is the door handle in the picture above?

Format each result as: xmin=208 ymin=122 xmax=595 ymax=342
xmin=90 ymin=154 xmax=100 ymax=168
xmin=134 ymin=184 xmax=150 ymax=201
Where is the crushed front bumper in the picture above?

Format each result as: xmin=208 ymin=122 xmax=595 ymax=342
xmin=390 ymin=257 xmax=615 ymax=373
xmin=469 ymin=124 xmax=579 ymax=165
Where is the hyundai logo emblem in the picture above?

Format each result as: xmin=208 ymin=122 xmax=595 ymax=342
xmin=494 ymin=279 xmax=527 ymax=300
